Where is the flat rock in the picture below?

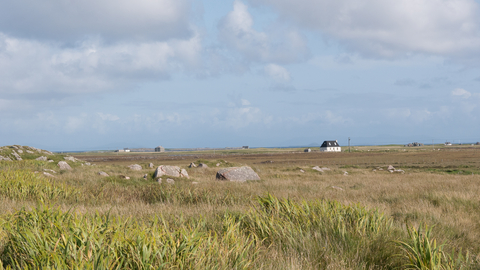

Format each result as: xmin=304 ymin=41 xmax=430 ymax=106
xmin=48 ymin=160 xmax=54 ymax=163
xmin=154 ymin=165 xmax=182 ymax=178
xmin=36 ymin=156 xmax=48 ymax=161
xmin=0 ymin=155 xmax=12 ymax=161
xmin=98 ymin=171 xmax=109 ymax=177
xmin=43 ymin=169 xmax=57 ymax=174
xmin=216 ymin=166 xmax=260 ymax=182
xmin=312 ymin=166 xmax=323 ymax=172
xmin=300 ymin=169 xmax=305 ymax=173
xmin=26 ymin=150 xmax=34 ymax=154
xmin=17 ymin=149 xmax=23 ymax=154
xmin=64 ymin=156 xmax=76 ymax=162
xmin=57 ymin=161 xmax=72 ymax=170
xmin=12 ymin=151 xmax=22 ymax=161
xmin=43 ymin=172 xmax=55 ymax=178
xmin=128 ymin=164 xmax=142 ymax=171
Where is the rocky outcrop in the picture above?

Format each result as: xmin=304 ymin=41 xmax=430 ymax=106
xmin=12 ymin=151 xmax=22 ymax=161
xmin=57 ymin=161 xmax=72 ymax=170
xmin=216 ymin=166 xmax=260 ymax=182
xmin=128 ymin=164 xmax=142 ymax=171
xmin=0 ymin=155 xmax=12 ymax=161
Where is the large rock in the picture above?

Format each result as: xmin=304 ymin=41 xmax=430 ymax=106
xmin=198 ymin=163 xmax=208 ymax=168
xmin=180 ymin=169 xmax=189 ymax=178
xmin=216 ymin=166 xmax=260 ymax=182
xmin=128 ymin=164 xmax=142 ymax=171
xmin=154 ymin=165 xmax=184 ymax=178
xmin=57 ymin=161 xmax=72 ymax=170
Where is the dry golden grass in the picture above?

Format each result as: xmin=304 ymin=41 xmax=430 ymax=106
xmin=1 ymin=147 xmax=480 ymax=268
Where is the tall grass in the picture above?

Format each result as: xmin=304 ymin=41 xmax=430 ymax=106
xmin=0 ymin=205 xmax=260 ymax=269
xmin=0 ymin=170 xmax=79 ymax=203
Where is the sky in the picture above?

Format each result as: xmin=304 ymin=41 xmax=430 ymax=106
xmin=1 ymin=0 xmax=480 ymax=151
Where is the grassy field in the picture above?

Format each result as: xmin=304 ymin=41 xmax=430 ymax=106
xmin=0 ymin=144 xmax=479 ymax=269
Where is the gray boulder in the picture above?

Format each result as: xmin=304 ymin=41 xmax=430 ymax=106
xmin=216 ymin=166 xmax=260 ymax=182
xmin=58 ymin=161 xmax=72 ymax=170
xmin=154 ymin=165 xmax=182 ymax=178
xmin=180 ymin=169 xmax=189 ymax=178
xmin=128 ymin=164 xmax=142 ymax=171
xmin=36 ymin=156 xmax=48 ymax=161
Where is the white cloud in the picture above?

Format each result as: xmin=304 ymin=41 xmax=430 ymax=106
xmin=0 ymin=32 xmax=202 ymax=101
xmin=264 ymin=64 xmax=291 ymax=81
xmin=98 ymin=113 xmax=120 ymax=121
xmin=218 ymin=0 xmax=309 ymax=64
xmin=0 ymin=0 xmax=192 ymax=42
xmin=251 ymin=0 xmax=480 ymax=59
xmin=452 ymin=88 xmax=472 ymax=98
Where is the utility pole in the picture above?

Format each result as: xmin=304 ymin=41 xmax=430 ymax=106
xmin=348 ymin=137 xmax=351 ymax=153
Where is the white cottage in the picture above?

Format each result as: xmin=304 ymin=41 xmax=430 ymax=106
xmin=320 ymin=140 xmax=341 ymax=152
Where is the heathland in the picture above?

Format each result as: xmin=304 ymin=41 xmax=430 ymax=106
xmin=0 ymin=144 xmax=479 ymax=269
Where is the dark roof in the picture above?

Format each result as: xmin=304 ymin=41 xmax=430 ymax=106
xmin=321 ymin=141 xmax=340 ymax=147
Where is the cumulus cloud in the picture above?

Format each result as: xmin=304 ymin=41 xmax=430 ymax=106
xmin=0 ymin=32 xmax=202 ymax=102
xmin=250 ymin=0 xmax=480 ymax=59
xmin=218 ymin=0 xmax=309 ymax=64
xmin=452 ymin=88 xmax=472 ymax=98
xmin=264 ymin=64 xmax=291 ymax=81
xmin=0 ymin=0 xmax=192 ymax=42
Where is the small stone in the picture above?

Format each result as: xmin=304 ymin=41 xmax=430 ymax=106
xmin=189 ymin=162 xmax=197 ymax=168
xmin=198 ymin=163 xmax=208 ymax=168
xmin=119 ymin=175 xmax=130 ymax=179
xmin=372 ymin=169 xmax=377 ymax=172
xmin=192 ymin=182 xmax=199 ymax=185
xmin=157 ymin=178 xmax=162 ymax=183
xmin=57 ymin=161 xmax=72 ymax=170
xmin=387 ymin=165 xmax=395 ymax=170
xmin=148 ymin=163 xmax=154 ymax=168
xmin=312 ymin=166 xmax=323 ymax=172
xmin=166 ymin=178 xmax=175 ymax=184
xmin=26 ymin=150 xmax=34 ymax=154
xmin=85 ymin=162 xmax=91 ymax=166
xmin=143 ymin=174 xmax=148 ymax=179
xmin=300 ymin=169 xmax=305 ymax=173
xmin=48 ymin=160 xmax=54 ymax=163
xmin=98 ymin=171 xmax=109 ymax=177
xmin=36 ymin=156 xmax=48 ymax=161
xmin=343 ymin=171 xmax=348 ymax=176
xmin=128 ymin=164 xmax=142 ymax=171
xmin=216 ymin=163 xmax=220 ymax=167
xmin=378 ymin=168 xmax=383 ymax=171
xmin=331 ymin=186 xmax=344 ymax=191
xmin=43 ymin=172 xmax=55 ymax=178
xmin=394 ymin=169 xmax=405 ymax=174
xmin=43 ymin=169 xmax=57 ymax=174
